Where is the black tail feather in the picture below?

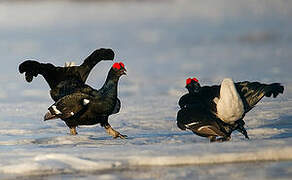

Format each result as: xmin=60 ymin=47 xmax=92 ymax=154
xmin=19 ymin=60 xmax=61 ymax=89
xmin=236 ymin=81 xmax=284 ymax=113
xmin=235 ymin=120 xmax=249 ymax=139
xmin=18 ymin=60 xmax=42 ymax=83
xmin=19 ymin=48 xmax=115 ymax=86
xmin=265 ymin=83 xmax=284 ymax=98
xmin=79 ymin=48 xmax=114 ymax=83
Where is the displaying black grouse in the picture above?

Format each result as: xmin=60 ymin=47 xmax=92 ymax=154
xmin=177 ymin=77 xmax=284 ymax=142
xmin=19 ymin=48 xmax=114 ymax=101
xmin=44 ymin=62 xmax=127 ymax=139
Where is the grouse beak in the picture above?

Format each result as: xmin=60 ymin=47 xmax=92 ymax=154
xmin=186 ymin=83 xmax=200 ymax=93
xmin=122 ymin=68 xmax=127 ymax=76
xmin=193 ymin=86 xmax=200 ymax=93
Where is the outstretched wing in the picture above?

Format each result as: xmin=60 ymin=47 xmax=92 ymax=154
xmin=45 ymin=92 xmax=91 ymax=120
xmin=235 ymin=81 xmax=284 ymax=113
xmin=19 ymin=60 xmax=58 ymax=88
xmin=184 ymin=82 xmax=284 ymax=114
xmin=19 ymin=48 xmax=114 ymax=89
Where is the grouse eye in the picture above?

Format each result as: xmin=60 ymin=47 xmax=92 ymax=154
xmin=112 ymin=63 xmax=121 ymax=70
xmin=186 ymin=78 xmax=192 ymax=85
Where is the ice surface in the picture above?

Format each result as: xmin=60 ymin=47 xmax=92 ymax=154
xmin=0 ymin=0 xmax=292 ymax=179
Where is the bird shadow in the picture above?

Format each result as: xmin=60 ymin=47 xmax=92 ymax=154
xmin=89 ymin=132 xmax=191 ymax=141
xmin=126 ymin=132 xmax=191 ymax=140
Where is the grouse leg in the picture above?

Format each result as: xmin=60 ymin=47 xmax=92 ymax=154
xmin=69 ymin=126 xmax=78 ymax=135
xmin=100 ymin=117 xmax=127 ymax=139
xmin=103 ymin=124 xmax=127 ymax=139
xmin=209 ymin=136 xmax=231 ymax=143
xmin=209 ymin=136 xmax=217 ymax=142
xmin=235 ymin=119 xmax=250 ymax=139
xmin=216 ymin=136 xmax=231 ymax=142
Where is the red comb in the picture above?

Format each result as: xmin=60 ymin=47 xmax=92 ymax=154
xmin=119 ymin=62 xmax=125 ymax=68
xmin=186 ymin=78 xmax=192 ymax=85
xmin=186 ymin=77 xmax=199 ymax=85
xmin=112 ymin=63 xmax=121 ymax=70
xmin=192 ymin=77 xmax=199 ymax=83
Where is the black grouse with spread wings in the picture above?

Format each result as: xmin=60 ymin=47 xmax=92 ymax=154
xmin=19 ymin=48 xmax=114 ymax=101
xmin=177 ymin=78 xmax=284 ymax=142
xmin=44 ymin=62 xmax=127 ymax=139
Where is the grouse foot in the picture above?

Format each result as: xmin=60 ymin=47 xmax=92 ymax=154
xmin=104 ymin=125 xmax=127 ymax=139
xmin=69 ymin=127 xmax=78 ymax=135
xmin=209 ymin=136 xmax=231 ymax=143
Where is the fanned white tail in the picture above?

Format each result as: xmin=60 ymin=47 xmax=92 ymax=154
xmin=215 ymin=78 xmax=244 ymax=124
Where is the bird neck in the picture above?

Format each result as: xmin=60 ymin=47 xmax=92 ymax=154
xmin=188 ymin=88 xmax=199 ymax=95
xmin=100 ymin=70 xmax=120 ymax=97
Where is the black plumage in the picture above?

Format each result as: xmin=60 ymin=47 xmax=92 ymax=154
xmin=177 ymin=78 xmax=284 ymax=142
xmin=19 ymin=48 xmax=114 ymax=101
xmin=44 ymin=62 xmax=127 ymax=138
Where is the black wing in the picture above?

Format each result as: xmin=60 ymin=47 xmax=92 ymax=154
xmin=177 ymin=107 xmax=248 ymax=138
xmin=235 ymin=81 xmax=284 ymax=113
xmin=180 ymin=82 xmax=284 ymax=114
xmin=78 ymin=48 xmax=114 ymax=82
xmin=176 ymin=107 xmax=227 ymax=136
xmin=177 ymin=104 xmax=216 ymax=130
xmin=46 ymin=92 xmax=91 ymax=120
xmin=19 ymin=48 xmax=114 ymax=89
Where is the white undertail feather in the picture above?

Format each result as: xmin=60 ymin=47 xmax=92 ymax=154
xmin=185 ymin=122 xmax=199 ymax=128
xmin=83 ymin=99 xmax=90 ymax=105
xmin=198 ymin=126 xmax=212 ymax=132
xmin=214 ymin=78 xmax=244 ymax=124
xmin=52 ymin=105 xmax=61 ymax=115
xmin=65 ymin=62 xmax=76 ymax=67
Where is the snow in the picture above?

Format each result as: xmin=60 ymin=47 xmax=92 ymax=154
xmin=0 ymin=0 xmax=292 ymax=179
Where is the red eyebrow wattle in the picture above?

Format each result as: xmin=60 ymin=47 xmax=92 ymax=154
xmin=192 ymin=78 xmax=199 ymax=83
xmin=112 ymin=63 xmax=121 ymax=69
xmin=119 ymin=62 xmax=125 ymax=68
xmin=186 ymin=78 xmax=192 ymax=85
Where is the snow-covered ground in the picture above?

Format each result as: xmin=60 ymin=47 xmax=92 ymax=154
xmin=0 ymin=0 xmax=292 ymax=179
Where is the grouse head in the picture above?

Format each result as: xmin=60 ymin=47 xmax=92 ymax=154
xmin=111 ymin=62 xmax=127 ymax=77
xmin=185 ymin=77 xmax=200 ymax=94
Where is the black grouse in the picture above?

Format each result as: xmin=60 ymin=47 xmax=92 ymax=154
xmin=44 ymin=62 xmax=127 ymax=139
xmin=177 ymin=77 xmax=284 ymax=142
xmin=19 ymin=48 xmax=114 ymax=101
